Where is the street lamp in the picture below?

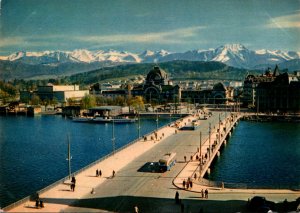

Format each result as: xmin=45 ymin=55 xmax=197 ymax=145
xmin=137 ymin=111 xmax=141 ymax=138
xmin=208 ymin=123 xmax=211 ymax=160
xmin=112 ymin=120 xmax=115 ymax=155
xmin=156 ymin=110 xmax=159 ymax=131
xmin=66 ymin=133 xmax=72 ymax=180
xmin=199 ymin=131 xmax=202 ymax=177
xmin=219 ymin=113 xmax=221 ymax=143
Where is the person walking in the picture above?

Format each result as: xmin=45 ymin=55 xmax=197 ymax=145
xmin=96 ymin=169 xmax=99 ymax=177
xmin=112 ymin=170 xmax=115 ymax=177
xmin=201 ymin=189 xmax=204 ymax=198
xmin=134 ymin=205 xmax=139 ymax=213
xmin=205 ymin=189 xmax=208 ymax=198
xmin=71 ymin=176 xmax=76 ymax=192
xmin=175 ymin=191 xmax=179 ymax=204
xmin=99 ymin=169 xmax=102 ymax=177
xmin=182 ymin=179 xmax=186 ymax=188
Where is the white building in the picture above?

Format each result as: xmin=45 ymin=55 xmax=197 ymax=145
xmin=20 ymin=84 xmax=89 ymax=103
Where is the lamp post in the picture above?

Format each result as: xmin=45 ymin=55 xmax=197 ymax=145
xmin=219 ymin=113 xmax=221 ymax=143
xmin=156 ymin=110 xmax=159 ymax=131
xmin=208 ymin=123 xmax=211 ymax=160
xmin=138 ymin=111 xmax=141 ymax=138
xmin=112 ymin=120 xmax=115 ymax=155
xmin=66 ymin=134 xmax=72 ymax=180
xmin=199 ymin=131 xmax=202 ymax=177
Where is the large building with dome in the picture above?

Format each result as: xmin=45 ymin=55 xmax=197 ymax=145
xmin=90 ymin=66 xmax=234 ymax=105
xmin=131 ymin=66 xmax=181 ymax=103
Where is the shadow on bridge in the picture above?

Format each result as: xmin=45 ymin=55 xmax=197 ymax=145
xmin=41 ymin=195 xmax=252 ymax=213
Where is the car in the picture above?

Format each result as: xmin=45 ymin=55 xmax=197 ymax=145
xmin=248 ymin=196 xmax=275 ymax=213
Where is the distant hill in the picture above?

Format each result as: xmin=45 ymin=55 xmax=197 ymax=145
xmin=0 ymin=60 xmax=118 ymax=80
xmin=66 ymin=60 xmax=255 ymax=85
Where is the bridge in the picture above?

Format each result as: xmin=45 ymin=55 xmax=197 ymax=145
xmin=4 ymin=111 xmax=299 ymax=212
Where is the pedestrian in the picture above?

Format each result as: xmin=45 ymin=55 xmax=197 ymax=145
xmin=71 ymin=176 xmax=76 ymax=184
xmin=184 ymin=156 xmax=186 ymax=162
xmin=70 ymin=176 xmax=76 ymax=192
xmin=134 ymin=205 xmax=139 ymax=213
xmin=99 ymin=169 xmax=102 ymax=177
xmin=35 ymin=197 xmax=40 ymax=209
xmin=201 ymin=189 xmax=204 ymax=198
xmin=39 ymin=200 xmax=44 ymax=208
xmin=96 ymin=169 xmax=99 ymax=177
xmin=112 ymin=170 xmax=115 ymax=177
xmin=175 ymin=191 xmax=179 ymax=204
xmin=190 ymin=181 xmax=193 ymax=188
xmin=182 ymin=179 xmax=186 ymax=188
xmin=72 ymin=183 xmax=76 ymax=192
xmin=205 ymin=189 xmax=208 ymax=198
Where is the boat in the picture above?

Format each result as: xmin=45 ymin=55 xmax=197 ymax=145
xmin=72 ymin=116 xmax=93 ymax=122
xmin=92 ymin=116 xmax=137 ymax=123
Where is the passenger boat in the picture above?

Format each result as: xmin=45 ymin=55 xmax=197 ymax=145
xmin=92 ymin=116 xmax=137 ymax=123
xmin=72 ymin=116 xmax=93 ymax=122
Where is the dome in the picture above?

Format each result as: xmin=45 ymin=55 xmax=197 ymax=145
xmin=146 ymin=66 xmax=168 ymax=83
xmin=213 ymin=82 xmax=226 ymax=91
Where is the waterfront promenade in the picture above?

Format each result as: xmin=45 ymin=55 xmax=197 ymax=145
xmin=5 ymin=111 xmax=300 ymax=212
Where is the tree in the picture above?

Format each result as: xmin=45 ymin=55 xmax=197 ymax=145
xmin=127 ymin=96 xmax=145 ymax=112
xmin=114 ymin=96 xmax=126 ymax=106
xmin=67 ymin=97 xmax=77 ymax=106
xmin=30 ymin=94 xmax=40 ymax=105
xmin=81 ymin=94 xmax=96 ymax=109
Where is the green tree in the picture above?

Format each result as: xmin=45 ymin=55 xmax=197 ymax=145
xmin=114 ymin=95 xmax=126 ymax=106
xmin=67 ymin=97 xmax=77 ymax=106
xmin=81 ymin=94 xmax=96 ymax=109
xmin=30 ymin=94 xmax=40 ymax=105
xmin=127 ymin=96 xmax=145 ymax=112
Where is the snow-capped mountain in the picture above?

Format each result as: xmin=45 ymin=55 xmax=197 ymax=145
xmin=1 ymin=44 xmax=299 ymax=69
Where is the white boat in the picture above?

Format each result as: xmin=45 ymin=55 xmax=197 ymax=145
xmin=93 ymin=116 xmax=137 ymax=123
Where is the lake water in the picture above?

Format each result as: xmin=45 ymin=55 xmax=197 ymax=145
xmin=1 ymin=117 xmax=300 ymax=207
xmin=209 ymin=120 xmax=300 ymax=189
xmin=0 ymin=115 xmax=177 ymax=207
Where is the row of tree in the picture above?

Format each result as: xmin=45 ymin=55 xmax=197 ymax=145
xmin=75 ymin=94 xmax=145 ymax=111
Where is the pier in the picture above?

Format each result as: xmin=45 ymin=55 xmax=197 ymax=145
xmin=4 ymin=111 xmax=300 ymax=212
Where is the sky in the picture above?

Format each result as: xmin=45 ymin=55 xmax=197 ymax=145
xmin=0 ymin=0 xmax=299 ymax=55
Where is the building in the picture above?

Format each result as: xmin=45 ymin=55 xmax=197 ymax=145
xmin=126 ymin=66 xmax=181 ymax=104
xmin=256 ymin=72 xmax=300 ymax=113
xmin=20 ymin=84 xmax=89 ymax=103
xmin=243 ymin=66 xmax=279 ymax=107
xmin=90 ymin=66 xmax=235 ymax=106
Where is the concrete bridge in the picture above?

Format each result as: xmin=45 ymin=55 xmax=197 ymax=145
xmin=4 ymin=111 xmax=299 ymax=213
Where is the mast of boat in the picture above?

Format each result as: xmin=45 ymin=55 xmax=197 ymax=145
xmin=112 ymin=119 xmax=115 ymax=155
xmin=66 ymin=133 xmax=72 ymax=179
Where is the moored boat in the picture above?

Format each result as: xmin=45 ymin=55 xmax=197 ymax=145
xmin=92 ymin=116 xmax=136 ymax=123
xmin=72 ymin=116 xmax=93 ymax=122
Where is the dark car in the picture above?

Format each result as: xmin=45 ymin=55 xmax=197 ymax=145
xmin=248 ymin=196 xmax=275 ymax=213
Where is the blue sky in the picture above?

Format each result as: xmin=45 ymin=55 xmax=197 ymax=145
xmin=0 ymin=0 xmax=299 ymax=55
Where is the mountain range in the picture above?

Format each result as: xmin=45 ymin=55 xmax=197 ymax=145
xmin=0 ymin=44 xmax=299 ymax=80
